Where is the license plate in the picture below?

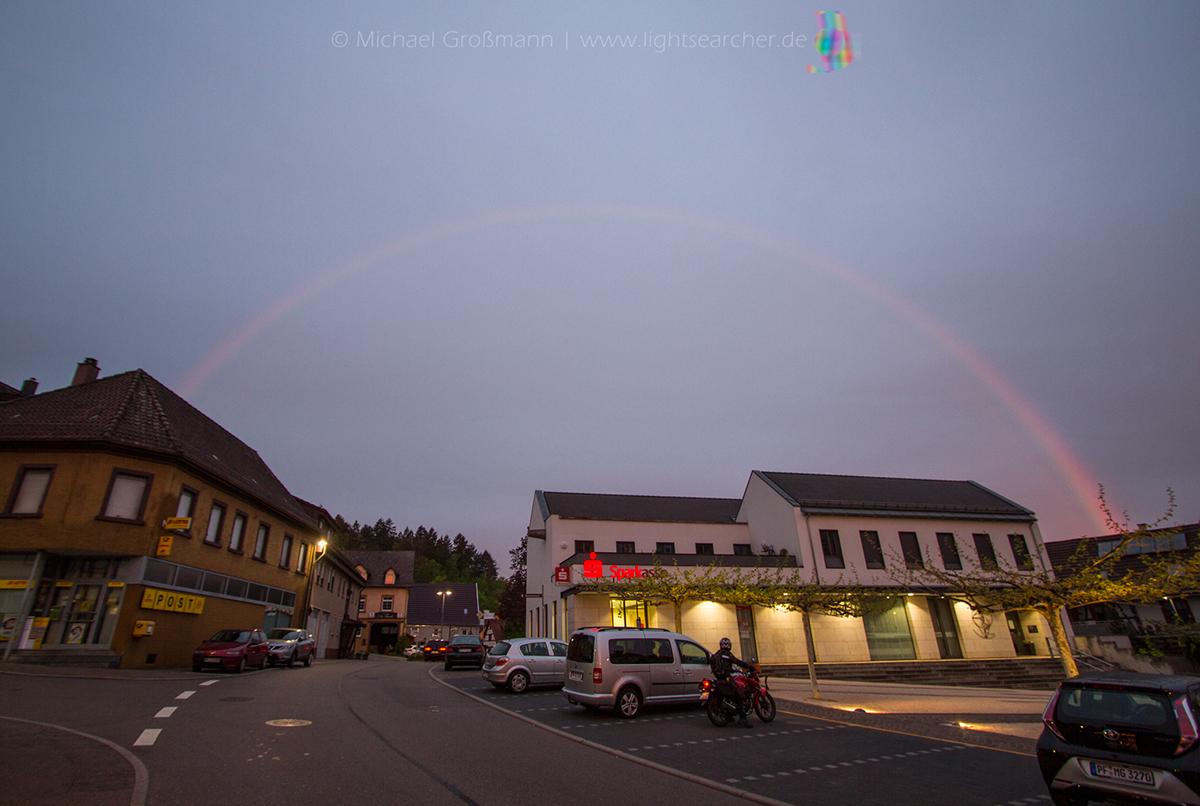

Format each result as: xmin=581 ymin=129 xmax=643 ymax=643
xmin=203 ymin=658 xmax=221 ymax=665
xmin=1086 ymin=761 xmax=1157 ymax=788
xmin=458 ymin=648 xmax=471 ymax=652
xmin=569 ymin=670 xmax=583 ymax=681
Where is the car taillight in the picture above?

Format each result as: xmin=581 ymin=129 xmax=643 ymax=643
xmin=1174 ymin=696 xmax=1199 ymax=755
xmin=494 ymin=657 xmax=509 ymax=666
xmin=593 ymin=667 xmax=603 ymax=684
xmin=1042 ymin=689 xmax=1065 ymax=741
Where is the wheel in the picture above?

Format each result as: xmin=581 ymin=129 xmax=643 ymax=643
xmin=754 ymin=691 xmax=777 ymax=723
xmin=235 ymin=656 xmax=246 ymax=673
xmin=303 ymin=650 xmax=312 ymax=667
xmin=707 ymin=696 xmax=732 ymax=727
xmin=615 ymin=685 xmax=643 ymax=719
xmin=508 ymin=671 xmax=529 ymax=694
xmin=1049 ymin=789 xmax=1088 ymax=806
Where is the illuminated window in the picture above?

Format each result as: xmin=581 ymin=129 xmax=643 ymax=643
xmin=385 ymin=569 xmax=396 ymax=585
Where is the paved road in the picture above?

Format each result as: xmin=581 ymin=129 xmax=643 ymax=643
xmin=437 ymin=669 xmax=1054 ymax=806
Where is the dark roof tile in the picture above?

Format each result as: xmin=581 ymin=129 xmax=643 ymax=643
xmin=539 ymin=491 xmax=741 ymax=524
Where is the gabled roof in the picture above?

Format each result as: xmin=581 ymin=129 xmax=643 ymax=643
xmin=536 ymin=491 xmax=741 ymax=524
xmin=754 ymin=471 xmax=1035 ymax=521
xmin=407 ymin=583 xmax=479 ymax=627
xmin=340 ymin=550 xmax=415 ymax=587
xmin=0 ymin=368 xmax=314 ymax=528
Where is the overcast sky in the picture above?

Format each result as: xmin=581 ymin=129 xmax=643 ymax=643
xmin=3 ymin=2 xmax=1197 ymax=562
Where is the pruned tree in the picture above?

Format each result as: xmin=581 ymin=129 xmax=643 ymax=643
xmin=895 ymin=488 xmax=1191 ymax=678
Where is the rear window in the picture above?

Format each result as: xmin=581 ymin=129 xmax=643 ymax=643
xmin=1058 ymin=687 xmax=1178 ymax=732
xmin=567 ymin=633 xmax=595 ymax=663
xmin=490 ymin=641 xmax=511 ymax=656
xmin=450 ymin=635 xmax=481 ymax=645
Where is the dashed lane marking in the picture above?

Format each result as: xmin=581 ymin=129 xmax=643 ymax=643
xmin=133 ymin=729 xmax=161 ymax=747
xmin=199 ymin=680 xmax=219 ymax=687
xmin=175 ymin=691 xmax=195 ymax=700
xmin=154 ymin=707 xmax=177 ymax=718
xmin=726 ymin=745 xmax=971 ymax=783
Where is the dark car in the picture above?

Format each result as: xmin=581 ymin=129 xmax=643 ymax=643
xmin=193 ymin=629 xmax=269 ymax=673
xmin=265 ymin=628 xmax=316 ymax=667
xmin=444 ymin=634 xmax=485 ymax=670
xmin=1038 ymin=672 xmax=1200 ymax=806
xmin=423 ymin=639 xmax=447 ymax=661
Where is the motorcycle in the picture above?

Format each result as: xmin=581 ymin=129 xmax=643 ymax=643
xmin=699 ymin=666 xmax=776 ymax=726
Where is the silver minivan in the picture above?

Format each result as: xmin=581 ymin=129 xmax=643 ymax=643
xmin=562 ymin=626 xmax=711 ymax=718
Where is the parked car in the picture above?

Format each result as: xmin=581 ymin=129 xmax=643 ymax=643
xmin=483 ymin=637 xmax=569 ymax=693
xmin=403 ymin=644 xmax=422 ymax=657
xmin=193 ymin=629 xmax=269 ymax=673
xmin=265 ymin=628 xmax=316 ymax=667
xmin=423 ymin=639 xmax=448 ymax=661
xmin=562 ymin=626 xmax=710 ymax=718
xmin=444 ymin=634 xmax=486 ymax=670
xmin=1037 ymin=671 xmax=1200 ymax=806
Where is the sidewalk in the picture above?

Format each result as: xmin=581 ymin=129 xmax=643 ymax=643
xmin=766 ymin=677 xmax=1055 ymax=741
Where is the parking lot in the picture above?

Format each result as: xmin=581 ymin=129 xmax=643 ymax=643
xmin=438 ymin=670 xmax=1053 ymax=806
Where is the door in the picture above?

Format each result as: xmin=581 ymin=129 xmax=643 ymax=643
xmin=65 ymin=584 xmax=105 ymax=645
xmin=928 ymin=597 xmax=963 ymax=659
xmin=520 ymin=640 xmax=552 ymax=682
xmin=1007 ymin=615 xmax=1034 ymax=656
xmin=676 ymin=639 xmax=710 ymax=693
xmin=736 ymin=606 xmax=759 ymax=662
xmin=317 ymin=613 xmax=329 ymax=659
xmin=646 ymin=636 xmax=682 ymax=699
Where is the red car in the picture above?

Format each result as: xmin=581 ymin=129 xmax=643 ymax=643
xmin=193 ymin=628 xmax=269 ymax=672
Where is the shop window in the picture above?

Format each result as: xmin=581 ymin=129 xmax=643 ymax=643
xmin=98 ymin=470 xmax=152 ymax=522
xmin=820 ymin=530 xmax=845 ymax=569
xmin=860 ymin=531 xmax=885 ymax=569
xmin=252 ymin=523 xmax=270 ymax=561
xmin=937 ymin=533 xmax=962 ymax=570
xmin=616 ymin=542 xmax=635 ymax=554
xmin=204 ymin=502 xmax=226 ymax=545
xmin=899 ymin=532 xmax=923 ymax=569
xmin=1008 ymin=534 xmax=1034 ymax=570
xmin=973 ymin=534 xmax=998 ymax=570
xmin=4 ymin=465 xmax=54 ymax=516
xmin=610 ymin=599 xmax=648 ymax=628
xmin=733 ymin=544 xmax=752 ymax=556
xmin=863 ymin=598 xmax=916 ymax=660
xmin=228 ymin=512 xmax=248 ymax=553
xmin=279 ymin=534 xmax=293 ymax=569
xmin=695 ymin=543 xmax=714 ymax=555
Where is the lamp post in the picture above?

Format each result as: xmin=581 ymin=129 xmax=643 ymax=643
xmin=302 ymin=539 xmax=328 ymax=630
xmin=437 ymin=590 xmax=451 ymax=639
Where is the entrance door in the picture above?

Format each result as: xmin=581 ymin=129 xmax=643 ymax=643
xmin=928 ymin=597 xmax=963 ymax=659
xmin=64 ymin=584 xmax=103 ymax=644
xmin=735 ymin=606 xmax=759 ymax=662
xmin=1007 ymin=615 xmax=1034 ymax=656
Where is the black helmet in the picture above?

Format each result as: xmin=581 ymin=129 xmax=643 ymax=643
xmin=719 ymin=637 xmax=732 ymax=651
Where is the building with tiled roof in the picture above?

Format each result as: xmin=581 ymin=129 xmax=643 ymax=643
xmin=0 ymin=359 xmax=323 ymax=669
xmin=528 ymin=470 xmax=1054 ymax=669
xmin=406 ymin=582 xmax=480 ymax=643
xmin=341 ymin=549 xmax=415 ymax=653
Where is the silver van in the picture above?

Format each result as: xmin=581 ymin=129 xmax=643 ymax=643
xmin=562 ymin=626 xmax=711 ymax=718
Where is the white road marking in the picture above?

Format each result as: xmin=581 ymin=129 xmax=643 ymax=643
xmin=154 ymin=707 xmax=177 ymax=718
xmin=175 ymin=691 xmax=195 ymax=700
xmin=133 ymin=729 xmax=161 ymax=746
xmin=200 ymin=680 xmax=219 ymax=686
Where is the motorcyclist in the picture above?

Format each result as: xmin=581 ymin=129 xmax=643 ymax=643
xmin=709 ymin=637 xmax=755 ymax=728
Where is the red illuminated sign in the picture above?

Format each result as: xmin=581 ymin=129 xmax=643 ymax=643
xmin=554 ymin=567 xmax=571 ymax=584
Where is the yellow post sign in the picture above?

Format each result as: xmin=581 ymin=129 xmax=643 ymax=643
xmin=140 ymin=587 xmax=204 ymax=615
xmin=156 ymin=534 xmax=173 ymax=556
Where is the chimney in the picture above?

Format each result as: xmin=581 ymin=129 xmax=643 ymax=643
xmin=19 ymin=378 xmax=37 ymax=396
xmin=71 ymin=358 xmax=100 ymax=386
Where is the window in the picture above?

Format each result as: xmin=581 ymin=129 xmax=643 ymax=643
xmin=384 ymin=569 xmax=396 ymax=585
xmin=574 ymin=540 xmax=594 ymax=554
xmin=695 ymin=543 xmax=714 ymax=555
xmin=4 ymin=466 xmax=54 ymax=515
xmin=99 ymin=470 xmax=152 ymax=522
xmin=616 ymin=541 xmax=635 ymax=554
xmin=733 ymin=544 xmax=752 ymax=556
xmin=204 ymin=502 xmax=226 ymax=545
xmin=1009 ymin=534 xmax=1034 ymax=570
xmin=279 ymin=534 xmax=293 ymax=569
xmin=228 ymin=512 xmax=247 ymax=553
xmin=937 ymin=533 xmax=962 ymax=570
xmin=520 ymin=641 xmax=549 ymax=657
xmin=676 ymin=640 xmax=709 ymax=665
xmin=252 ymin=523 xmax=270 ymax=560
xmin=820 ymin=530 xmax=844 ymax=569
xmin=358 ymin=595 xmax=365 ymax=612
xmin=860 ymin=531 xmax=885 ymax=569
xmin=381 ymin=595 xmax=393 ymax=612
xmin=173 ymin=487 xmax=197 ymax=533
xmin=899 ymin=532 xmax=923 ymax=569
xmin=655 ymin=542 xmax=675 ymax=554
xmin=646 ymin=637 xmax=675 ymax=664
xmin=297 ymin=542 xmax=309 ymax=573
xmin=973 ymin=533 xmax=998 ymax=570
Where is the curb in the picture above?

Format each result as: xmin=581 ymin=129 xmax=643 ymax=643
xmin=0 ymin=716 xmax=149 ymax=806
xmin=427 ymin=667 xmax=793 ymax=806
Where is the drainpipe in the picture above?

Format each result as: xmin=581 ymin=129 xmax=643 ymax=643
xmin=4 ymin=551 xmax=46 ymax=661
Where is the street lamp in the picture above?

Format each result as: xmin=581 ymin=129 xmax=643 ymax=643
xmin=437 ymin=590 xmax=451 ymax=639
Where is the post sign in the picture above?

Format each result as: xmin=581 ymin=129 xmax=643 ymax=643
xmin=140 ymin=587 xmax=205 ymax=614
xmin=156 ymin=535 xmax=173 ymax=556
xmin=553 ymin=567 xmax=571 ymax=585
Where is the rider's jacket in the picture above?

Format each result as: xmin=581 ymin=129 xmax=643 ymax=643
xmin=709 ymin=647 xmax=752 ymax=681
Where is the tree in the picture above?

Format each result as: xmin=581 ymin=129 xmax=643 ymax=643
xmin=496 ymin=534 xmax=528 ymax=636
xmin=574 ymin=559 xmax=736 ymax=633
xmin=896 ymin=488 xmax=1193 ymax=677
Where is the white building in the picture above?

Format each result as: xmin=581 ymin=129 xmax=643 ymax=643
xmin=526 ymin=471 xmax=1056 ymax=665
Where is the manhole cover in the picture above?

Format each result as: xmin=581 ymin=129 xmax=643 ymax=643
xmin=219 ymin=697 xmax=255 ymax=702
xmin=265 ymin=719 xmax=312 ymax=727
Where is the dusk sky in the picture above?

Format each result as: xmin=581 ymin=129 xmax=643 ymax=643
xmin=3 ymin=2 xmax=1197 ymax=563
